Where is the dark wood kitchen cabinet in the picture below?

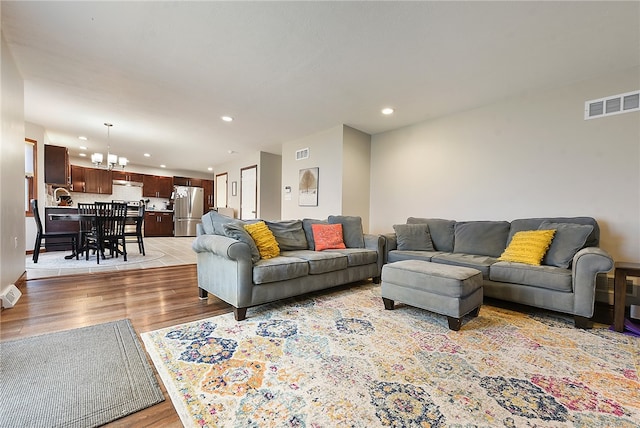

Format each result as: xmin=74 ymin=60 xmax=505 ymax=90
xmin=44 ymin=145 xmax=70 ymax=185
xmin=112 ymin=170 xmax=144 ymax=183
xmin=144 ymin=211 xmax=174 ymax=237
xmin=44 ymin=207 xmax=79 ymax=250
xmin=143 ymin=175 xmax=173 ymax=198
xmin=84 ymin=167 xmax=112 ymax=194
xmin=70 ymin=165 xmax=85 ymax=192
xmin=173 ymin=176 xmax=203 ymax=187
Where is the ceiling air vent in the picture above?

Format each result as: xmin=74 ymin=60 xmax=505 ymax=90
xmin=295 ymin=148 xmax=309 ymax=160
xmin=585 ymin=90 xmax=640 ymax=120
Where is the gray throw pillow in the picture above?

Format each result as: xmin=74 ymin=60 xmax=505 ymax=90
xmin=222 ymin=222 xmax=260 ymax=263
xmin=265 ymin=220 xmax=308 ymax=251
xmin=393 ymin=224 xmax=435 ymax=251
xmin=202 ymin=210 xmax=236 ymax=236
xmin=538 ymin=221 xmax=594 ymax=268
xmin=406 ymin=218 xmax=455 ymax=252
xmin=302 ymin=218 xmax=328 ymax=250
xmin=328 ymin=215 xmax=365 ymax=248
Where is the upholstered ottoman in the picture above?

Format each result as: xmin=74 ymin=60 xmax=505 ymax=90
xmin=381 ymin=260 xmax=483 ymax=331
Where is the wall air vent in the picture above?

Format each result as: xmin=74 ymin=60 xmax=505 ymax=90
xmin=585 ymin=90 xmax=640 ymax=120
xmin=295 ymin=148 xmax=309 ymax=160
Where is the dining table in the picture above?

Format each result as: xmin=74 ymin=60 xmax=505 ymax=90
xmin=48 ymin=212 xmax=99 ymax=259
xmin=48 ymin=211 xmax=141 ymax=260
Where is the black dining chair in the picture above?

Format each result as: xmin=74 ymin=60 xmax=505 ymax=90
xmin=31 ymin=199 xmax=78 ymax=263
xmin=124 ymin=203 xmax=145 ymax=256
xmin=77 ymin=203 xmax=97 ymax=258
xmin=85 ymin=202 xmax=128 ymax=263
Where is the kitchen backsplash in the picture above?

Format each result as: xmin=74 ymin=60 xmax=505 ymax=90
xmin=46 ymin=184 xmax=170 ymax=209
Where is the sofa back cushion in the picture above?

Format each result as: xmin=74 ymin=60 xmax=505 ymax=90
xmin=538 ymin=221 xmax=594 ymax=269
xmin=202 ymin=210 xmax=237 ymax=235
xmin=328 ymin=215 xmax=365 ymax=248
xmin=454 ymin=221 xmax=511 ymax=257
xmin=406 ymin=218 xmax=455 ymax=252
xmin=265 ymin=220 xmax=308 ymax=251
xmin=508 ymin=217 xmax=599 ymax=248
xmin=302 ymin=218 xmax=328 ymax=250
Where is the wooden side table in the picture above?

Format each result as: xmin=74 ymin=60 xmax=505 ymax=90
xmin=614 ymin=261 xmax=640 ymax=332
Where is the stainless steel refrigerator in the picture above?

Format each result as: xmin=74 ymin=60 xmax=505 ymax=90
xmin=173 ymin=186 xmax=203 ymax=236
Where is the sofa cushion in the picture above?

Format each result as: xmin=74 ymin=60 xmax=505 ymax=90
xmin=265 ymin=220 xmax=308 ymax=251
xmin=202 ymin=210 xmax=237 ymax=235
xmin=508 ymin=217 xmax=599 ymax=248
xmin=406 ymin=218 xmax=455 ymax=252
xmin=393 ymin=224 xmax=435 ymax=251
xmin=387 ymin=250 xmax=442 ymax=263
xmin=252 ymin=256 xmax=309 ymax=285
xmin=325 ymin=248 xmax=378 ymax=267
xmin=538 ymin=221 xmax=594 ymax=269
xmin=453 ymin=221 xmax=511 ymax=258
xmin=328 ymin=215 xmax=365 ymax=248
xmin=489 ymin=261 xmax=572 ymax=292
xmin=431 ymin=253 xmax=498 ymax=279
xmin=244 ymin=221 xmax=280 ymax=259
xmin=282 ymin=250 xmax=348 ymax=274
xmin=498 ymin=229 xmax=556 ymax=266
xmin=302 ymin=218 xmax=328 ymax=250
xmin=312 ymin=223 xmax=346 ymax=251
xmin=223 ymin=222 xmax=260 ymax=263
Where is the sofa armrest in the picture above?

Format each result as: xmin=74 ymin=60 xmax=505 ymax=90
xmin=364 ymin=234 xmax=385 ymax=277
xmin=192 ymin=234 xmax=254 ymax=308
xmin=192 ymin=234 xmax=252 ymax=261
xmin=382 ymin=233 xmax=397 ymax=264
xmin=572 ymin=247 xmax=614 ymax=317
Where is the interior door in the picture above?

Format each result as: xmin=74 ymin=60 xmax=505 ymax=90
xmin=240 ymin=165 xmax=257 ymax=220
xmin=215 ymin=172 xmax=228 ymax=207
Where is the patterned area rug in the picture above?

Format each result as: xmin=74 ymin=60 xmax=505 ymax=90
xmin=141 ymin=284 xmax=640 ymax=427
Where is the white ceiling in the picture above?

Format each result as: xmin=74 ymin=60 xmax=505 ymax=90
xmin=3 ymin=1 xmax=639 ymax=174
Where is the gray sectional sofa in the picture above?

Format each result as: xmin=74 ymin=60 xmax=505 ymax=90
xmin=193 ymin=211 xmax=384 ymax=320
xmin=383 ymin=217 xmax=614 ymax=327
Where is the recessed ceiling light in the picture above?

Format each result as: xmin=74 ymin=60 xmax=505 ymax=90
xmin=78 ymin=136 xmax=88 ymax=141
xmin=227 ymin=150 xmax=237 ymax=154
xmin=381 ymin=107 xmax=394 ymax=115
xmin=79 ymin=153 xmax=86 ymax=157
xmin=144 ymin=153 xmax=151 ymax=157
xmin=79 ymin=146 xmax=87 ymax=150
xmin=221 ymin=116 xmax=233 ymax=122
xmin=207 ymin=167 xmax=213 ymax=171
xmin=160 ymin=164 xmax=166 ymax=168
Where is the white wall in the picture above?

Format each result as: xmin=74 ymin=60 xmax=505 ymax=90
xmin=281 ymin=126 xmax=344 ymax=220
xmin=370 ymin=66 xmax=640 ymax=263
xmin=1 ymin=33 xmax=26 ymax=292
xmin=213 ymin=151 xmax=282 ymax=220
xmin=343 ymin=126 xmax=371 ymax=231
xmin=259 ymin=152 xmax=282 ymax=221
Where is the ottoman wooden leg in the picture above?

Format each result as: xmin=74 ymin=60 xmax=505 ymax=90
xmin=383 ymin=297 xmax=395 ymax=310
xmin=470 ymin=306 xmax=481 ymax=317
xmin=447 ymin=316 xmax=462 ymax=331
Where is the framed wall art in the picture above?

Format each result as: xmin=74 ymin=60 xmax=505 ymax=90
xmin=298 ymin=167 xmax=318 ymax=206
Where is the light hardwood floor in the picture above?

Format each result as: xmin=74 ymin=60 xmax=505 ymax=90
xmin=1 ymin=264 xmax=232 ymax=427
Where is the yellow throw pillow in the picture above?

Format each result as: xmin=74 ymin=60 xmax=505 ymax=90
xmin=498 ymin=229 xmax=556 ymax=266
xmin=244 ymin=221 xmax=280 ymax=259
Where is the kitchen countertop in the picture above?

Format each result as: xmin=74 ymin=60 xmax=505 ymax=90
xmin=146 ymin=209 xmax=174 ymax=213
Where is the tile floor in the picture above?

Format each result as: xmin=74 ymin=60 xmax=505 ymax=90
xmin=26 ymin=237 xmax=197 ymax=279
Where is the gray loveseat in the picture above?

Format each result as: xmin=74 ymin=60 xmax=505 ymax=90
xmin=383 ymin=217 xmax=614 ymax=327
xmin=193 ymin=211 xmax=384 ymax=320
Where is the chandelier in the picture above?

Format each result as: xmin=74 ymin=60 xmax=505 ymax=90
xmin=91 ymin=122 xmax=128 ymax=169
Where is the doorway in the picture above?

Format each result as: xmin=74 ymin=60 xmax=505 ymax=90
xmin=215 ymin=172 xmax=228 ymax=207
xmin=240 ymin=165 xmax=257 ymax=220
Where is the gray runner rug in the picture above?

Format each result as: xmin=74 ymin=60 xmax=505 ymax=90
xmin=0 ymin=319 xmax=164 ymax=427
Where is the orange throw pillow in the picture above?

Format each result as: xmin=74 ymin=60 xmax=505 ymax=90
xmin=312 ymin=223 xmax=346 ymax=251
